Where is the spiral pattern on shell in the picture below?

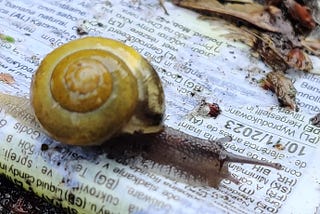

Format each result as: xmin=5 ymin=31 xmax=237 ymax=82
xmin=31 ymin=37 xmax=165 ymax=146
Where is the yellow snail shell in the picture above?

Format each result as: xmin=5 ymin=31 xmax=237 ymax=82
xmin=31 ymin=37 xmax=165 ymax=146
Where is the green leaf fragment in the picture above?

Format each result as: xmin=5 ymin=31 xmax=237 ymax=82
xmin=0 ymin=34 xmax=15 ymax=43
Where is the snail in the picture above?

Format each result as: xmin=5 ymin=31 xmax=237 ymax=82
xmin=31 ymin=37 xmax=281 ymax=187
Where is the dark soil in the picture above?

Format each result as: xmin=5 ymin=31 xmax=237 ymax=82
xmin=0 ymin=174 xmax=65 ymax=214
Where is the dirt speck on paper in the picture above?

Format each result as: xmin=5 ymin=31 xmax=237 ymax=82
xmin=273 ymin=143 xmax=285 ymax=151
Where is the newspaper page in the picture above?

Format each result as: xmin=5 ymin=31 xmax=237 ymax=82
xmin=0 ymin=0 xmax=320 ymax=213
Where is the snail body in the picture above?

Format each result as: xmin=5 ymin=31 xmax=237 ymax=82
xmin=31 ymin=37 xmax=164 ymax=146
xmin=103 ymin=127 xmax=281 ymax=188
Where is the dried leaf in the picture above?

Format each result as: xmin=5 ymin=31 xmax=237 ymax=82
xmin=173 ymin=0 xmax=294 ymax=34
xmin=286 ymin=48 xmax=313 ymax=71
xmin=174 ymin=0 xmax=318 ymax=110
xmin=284 ymin=0 xmax=317 ymax=30
xmin=225 ymin=26 xmax=313 ymax=72
xmin=261 ymin=71 xmax=297 ymax=111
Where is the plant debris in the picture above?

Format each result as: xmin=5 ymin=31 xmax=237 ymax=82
xmin=273 ymin=143 xmax=285 ymax=150
xmin=173 ymin=0 xmax=320 ymax=110
xmin=310 ymin=113 xmax=320 ymax=127
xmin=174 ymin=0 xmax=320 ymax=59
xmin=0 ymin=33 xmax=15 ymax=43
xmin=195 ymin=100 xmax=221 ymax=118
xmin=160 ymin=0 xmax=169 ymax=15
xmin=0 ymin=73 xmax=15 ymax=84
xmin=207 ymin=102 xmax=221 ymax=118
xmin=260 ymin=71 xmax=297 ymax=111
xmin=76 ymin=21 xmax=89 ymax=35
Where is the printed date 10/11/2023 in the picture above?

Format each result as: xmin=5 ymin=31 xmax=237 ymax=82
xmin=223 ymin=120 xmax=306 ymax=157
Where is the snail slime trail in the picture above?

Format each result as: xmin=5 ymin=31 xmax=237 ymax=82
xmin=103 ymin=127 xmax=282 ymax=188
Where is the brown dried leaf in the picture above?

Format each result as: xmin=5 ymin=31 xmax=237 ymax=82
xmin=261 ymin=71 xmax=297 ymax=111
xmin=225 ymin=28 xmax=283 ymax=70
xmin=286 ymin=48 xmax=313 ymax=71
xmin=174 ymin=0 xmax=316 ymax=73
xmin=173 ymin=0 xmax=294 ymax=34
xmin=284 ymin=0 xmax=317 ymax=30
xmin=225 ymin=26 xmax=313 ymax=72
